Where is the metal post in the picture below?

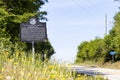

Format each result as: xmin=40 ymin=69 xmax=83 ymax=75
xmin=112 ymin=55 xmax=114 ymax=63
xmin=41 ymin=53 xmax=44 ymax=62
xmin=32 ymin=41 xmax=35 ymax=63
xmin=105 ymin=14 xmax=107 ymax=35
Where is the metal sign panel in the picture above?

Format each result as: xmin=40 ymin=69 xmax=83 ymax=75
xmin=20 ymin=18 xmax=47 ymax=42
xmin=110 ymin=51 xmax=116 ymax=56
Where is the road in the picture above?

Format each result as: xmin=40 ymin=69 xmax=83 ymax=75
xmin=71 ymin=66 xmax=120 ymax=80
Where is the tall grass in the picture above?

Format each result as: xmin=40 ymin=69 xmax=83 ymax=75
xmin=0 ymin=54 xmax=74 ymax=80
xmin=0 ymin=41 xmax=106 ymax=80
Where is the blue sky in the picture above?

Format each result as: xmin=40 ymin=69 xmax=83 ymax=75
xmin=42 ymin=0 xmax=119 ymax=63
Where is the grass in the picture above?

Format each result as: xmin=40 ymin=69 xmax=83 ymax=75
xmin=0 ymin=46 xmax=106 ymax=80
xmin=0 ymin=56 xmax=74 ymax=80
xmin=101 ymin=61 xmax=120 ymax=69
xmin=75 ymin=60 xmax=120 ymax=69
xmin=76 ymin=75 xmax=107 ymax=80
xmin=0 ymin=57 xmax=107 ymax=80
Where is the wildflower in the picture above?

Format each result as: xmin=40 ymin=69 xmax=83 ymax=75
xmin=14 ymin=62 xmax=18 ymax=65
xmin=39 ymin=78 xmax=47 ymax=80
xmin=6 ymin=76 xmax=11 ymax=80
xmin=28 ymin=73 xmax=32 ymax=77
xmin=0 ymin=75 xmax=3 ymax=79
xmin=9 ymin=59 xmax=13 ymax=62
xmin=77 ymin=74 xmax=81 ymax=77
xmin=21 ymin=71 xmax=24 ymax=76
xmin=4 ymin=51 xmax=9 ymax=55
xmin=34 ymin=71 xmax=37 ymax=75
xmin=43 ymin=78 xmax=47 ymax=80
xmin=61 ymin=77 xmax=65 ymax=80
xmin=2 ymin=68 xmax=5 ymax=72
xmin=50 ymin=75 xmax=56 ymax=79
xmin=49 ymin=65 xmax=54 ymax=70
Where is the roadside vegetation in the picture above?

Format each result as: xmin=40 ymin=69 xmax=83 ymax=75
xmin=0 ymin=54 xmax=73 ymax=80
xmin=0 ymin=0 xmax=55 ymax=62
xmin=77 ymin=60 xmax=120 ymax=69
xmin=0 ymin=48 xmax=106 ymax=80
xmin=0 ymin=0 xmax=117 ymax=80
xmin=75 ymin=10 xmax=120 ymax=66
xmin=75 ymin=0 xmax=120 ymax=69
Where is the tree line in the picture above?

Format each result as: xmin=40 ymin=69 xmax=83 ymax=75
xmin=75 ymin=9 xmax=120 ymax=63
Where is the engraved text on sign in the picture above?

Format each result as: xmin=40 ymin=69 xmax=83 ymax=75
xmin=20 ymin=19 xmax=47 ymax=42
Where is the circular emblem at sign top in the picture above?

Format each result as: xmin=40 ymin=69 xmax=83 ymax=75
xmin=29 ymin=18 xmax=36 ymax=25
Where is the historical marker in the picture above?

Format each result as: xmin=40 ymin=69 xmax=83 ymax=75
xmin=20 ymin=17 xmax=47 ymax=42
xmin=20 ymin=17 xmax=47 ymax=63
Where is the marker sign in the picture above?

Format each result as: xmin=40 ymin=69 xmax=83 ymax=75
xmin=110 ymin=51 xmax=116 ymax=56
xmin=20 ymin=18 xmax=47 ymax=42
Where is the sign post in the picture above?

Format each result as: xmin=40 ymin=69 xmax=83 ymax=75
xmin=110 ymin=51 xmax=116 ymax=63
xmin=32 ymin=41 xmax=35 ymax=63
xmin=20 ymin=17 xmax=47 ymax=63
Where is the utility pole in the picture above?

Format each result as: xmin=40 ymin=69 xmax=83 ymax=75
xmin=105 ymin=14 xmax=107 ymax=35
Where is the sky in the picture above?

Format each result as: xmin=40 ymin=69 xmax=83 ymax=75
xmin=41 ymin=0 xmax=119 ymax=63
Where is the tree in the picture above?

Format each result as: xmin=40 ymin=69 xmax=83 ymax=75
xmin=75 ymin=11 xmax=120 ymax=63
xmin=35 ymin=41 xmax=54 ymax=61
xmin=115 ymin=0 xmax=120 ymax=1
xmin=110 ymin=12 xmax=120 ymax=60
xmin=76 ymin=41 xmax=89 ymax=62
xmin=0 ymin=0 xmax=55 ymax=60
xmin=75 ymin=0 xmax=120 ymax=63
xmin=75 ymin=37 xmax=105 ymax=63
xmin=0 ymin=0 xmax=48 ymax=40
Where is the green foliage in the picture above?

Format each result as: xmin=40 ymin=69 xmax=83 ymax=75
xmin=0 ymin=0 xmax=54 ymax=61
xmin=0 ymin=49 xmax=73 ymax=80
xmin=76 ymin=37 xmax=105 ymax=63
xmin=0 ymin=49 xmax=106 ymax=80
xmin=26 ymin=41 xmax=55 ymax=61
xmin=0 ymin=0 xmax=48 ymax=39
xmin=76 ymin=11 xmax=120 ymax=63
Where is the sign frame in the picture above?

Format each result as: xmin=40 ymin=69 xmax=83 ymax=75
xmin=20 ymin=17 xmax=48 ymax=63
xmin=110 ymin=51 xmax=116 ymax=56
xmin=20 ymin=18 xmax=47 ymax=42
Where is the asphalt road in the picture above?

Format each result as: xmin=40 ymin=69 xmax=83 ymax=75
xmin=71 ymin=66 xmax=120 ymax=80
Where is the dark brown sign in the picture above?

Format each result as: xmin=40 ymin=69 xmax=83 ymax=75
xmin=20 ymin=18 xmax=47 ymax=42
